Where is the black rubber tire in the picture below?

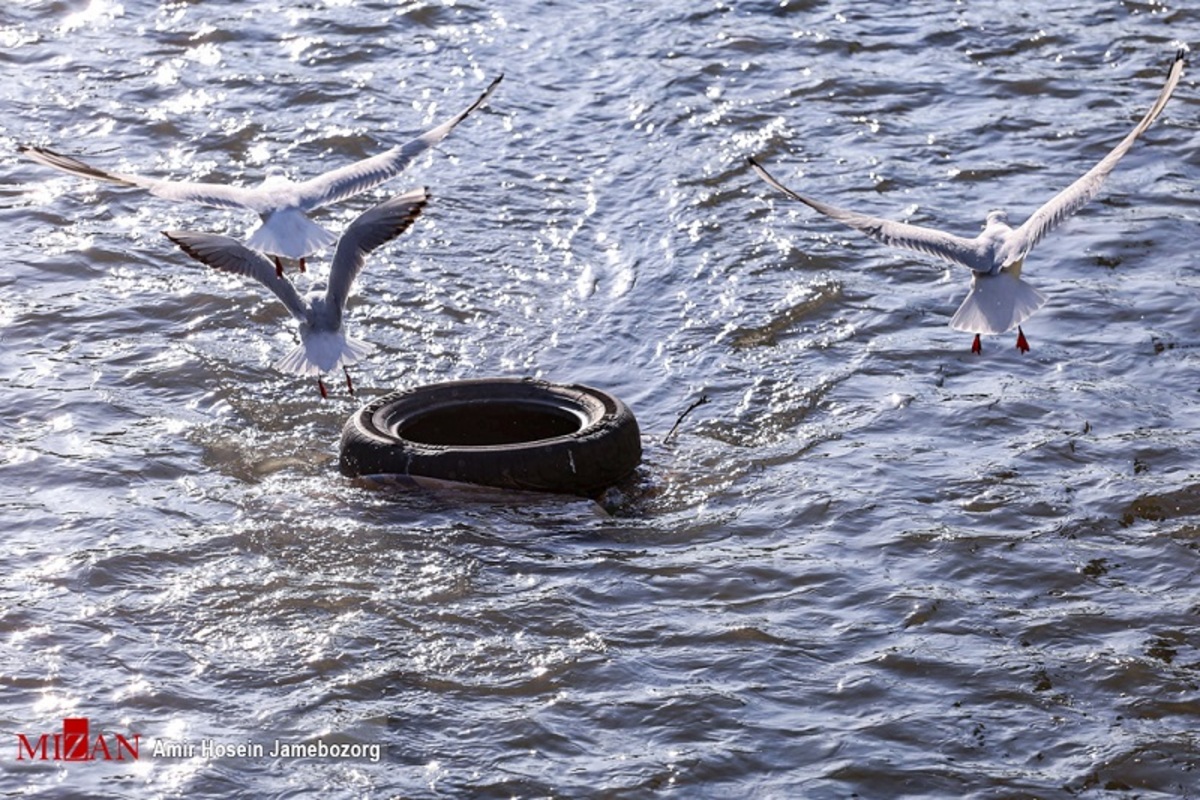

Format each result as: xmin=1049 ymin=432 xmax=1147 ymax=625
xmin=339 ymin=378 xmax=642 ymax=496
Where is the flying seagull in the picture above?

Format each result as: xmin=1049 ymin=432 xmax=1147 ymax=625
xmin=163 ymin=187 xmax=429 ymax=398
xmin=22 ymin=76 xmax=499 ymax=276
xmin=750 ymin=51 xmax=1183 ymax=354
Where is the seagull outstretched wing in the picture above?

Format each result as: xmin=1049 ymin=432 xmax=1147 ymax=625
xmin=1003 ymin=50 xmax=1185 ymax=264
xmin=294 ymin=75 xmax=502 ymax=212
xmin=162 ymin=230 xmax=309 ymax=321
xmin=20 ymin=146 xmax=265 ymax=211
xmin=748 ymin=156 xmax=992 ymax=271
xmin=325 ymin=187 xmax=430 ymax=321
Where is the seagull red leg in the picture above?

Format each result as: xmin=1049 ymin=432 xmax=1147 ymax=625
xmin=971 ymin=334 xmax=982 ymax=355
xmin=317 ymin=377 xmax=328 ymax=399
xmin=274 ymin=256 xmax=284 ymax=279
xmin=298 ymin=257 xmax=307 ymax=273
xmin=344 ymin=366 xmax=356 ymax=396
xmin=1015 ymin=327 xmax=1030 ymax=354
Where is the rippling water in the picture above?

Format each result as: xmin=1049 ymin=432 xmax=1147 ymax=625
xmin=2 ymin=0 xmax=1198 ymax=797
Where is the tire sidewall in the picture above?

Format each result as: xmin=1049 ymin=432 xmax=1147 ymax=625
xmin=339 ymin=378 xmax=641 ymax=496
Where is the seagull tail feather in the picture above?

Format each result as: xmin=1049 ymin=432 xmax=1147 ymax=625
xmin=247 ymin=209 xmax=337 ymax=261
xmin=950 ymin=270 xmax=1047 ymax=335
xmin=272 ymin=334 xmax=375 ymax=377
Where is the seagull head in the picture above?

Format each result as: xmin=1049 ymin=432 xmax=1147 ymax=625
xmin=984 ymin=210 xmax=1010 ymax=228
xmin=262 ymin=164 xmax=294 ymax=188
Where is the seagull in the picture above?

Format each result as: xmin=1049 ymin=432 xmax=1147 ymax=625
xmin=163 ymin=187 xmax=429 ymax=398
xmin=22 ymin=75 xmax=499 ymax=277
xmin=749 ymin=51 xmax=1183 ymax=354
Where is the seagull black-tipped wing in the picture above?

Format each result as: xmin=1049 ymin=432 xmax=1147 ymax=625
xmin=22 ymin=145 xmax=266 ymax=211
xmin=294 ymin=76 xmax=501 ymax=212
xmin=1007 ymin=50 xmax=1184 ymax=264
xmin=162 ymin=230 xmax=309 ymax=321
xmin=325 ymin=187 xmax=430 ymax=319
xmin=749 ymin=156 xmax=991 ymax=271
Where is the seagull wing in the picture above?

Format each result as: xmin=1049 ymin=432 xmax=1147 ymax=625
xmin=293 ymin=75 xmax=502 ymax=212
xmin=324 ymin=187 xmax=430 ymax=319
xmin=749 ymin=156 xmax=990 ymax=271
xmin=162 ymin=230 xmax=309 ymax=321
xmin=21 ymin=145 xmax=262 ymax=211
xmin=1007 ymin=50 xmax=1185 ymax=262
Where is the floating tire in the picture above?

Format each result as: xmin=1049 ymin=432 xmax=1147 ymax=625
xmin=339 ymin=378 xmax=642 ymax=496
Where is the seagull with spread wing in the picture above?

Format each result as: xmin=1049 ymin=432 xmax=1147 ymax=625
xmin=164 ymin=188 xmax=429 ymax=398
xmin=23 ymin=76 xmax=498 ymax=276
xmin=750 ymin=51 xmax=1183 ymax=354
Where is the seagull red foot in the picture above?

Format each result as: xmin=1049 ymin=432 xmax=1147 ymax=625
xmin=1015 ymin=327 xmax=1030 ymax=353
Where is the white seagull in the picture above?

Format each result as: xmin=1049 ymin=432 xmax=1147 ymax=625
xmin=22 ymin=76 xmax=498 ymax=276
xmin=163 ymin=187 xmax=429 ymax=398
xmin=750 ymin=51 xmax=1183 ymax=354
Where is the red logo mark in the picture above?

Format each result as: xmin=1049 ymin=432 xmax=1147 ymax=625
xmin=16 ymin=718 xmax=140 ymax=762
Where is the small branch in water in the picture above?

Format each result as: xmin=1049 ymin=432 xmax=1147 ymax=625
xmin=662 ymin=394 xmax=709 ymax=445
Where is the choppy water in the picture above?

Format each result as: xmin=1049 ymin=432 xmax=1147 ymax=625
xmin=2 ymin=0 xmax=1198 ymax=797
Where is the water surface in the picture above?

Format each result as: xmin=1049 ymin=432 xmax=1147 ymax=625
xmin=1 ymin=0 xmax=1198 ymax=797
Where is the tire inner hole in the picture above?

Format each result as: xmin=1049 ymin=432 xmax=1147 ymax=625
xmin=396 ymin=400 xmax=588 ymax=446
